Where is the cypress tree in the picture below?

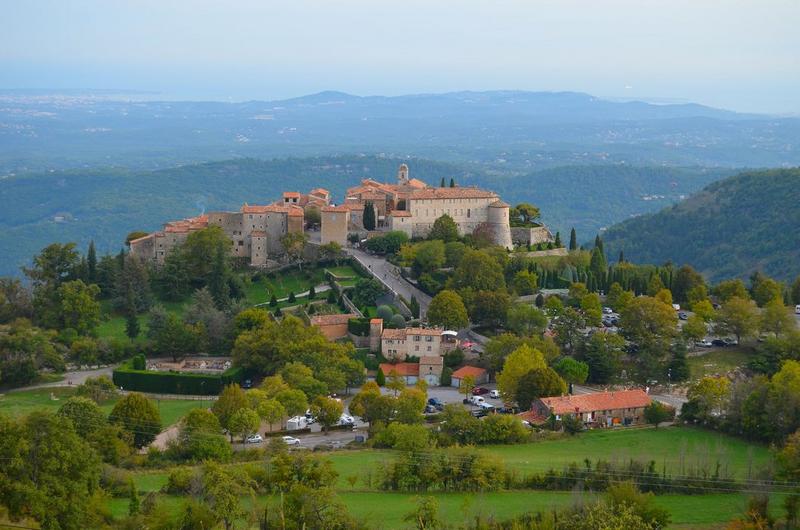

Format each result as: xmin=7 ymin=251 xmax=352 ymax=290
xmin=410 ymin=295 xmax=420 ymax=319
xmin=449 ymin=178 xmax=455 ymax=188
xmin=376 ymin=367 xmax=386 ymax=386
xmin=363 ymin=201 xmax=376 ymax=231
xmin=569 ymin=228 xmax=577 ymax=251
xmin=208 ymin=243 xmax=231 ymax=309
xmin=535 ymin=293 xmax=544 ymax=307
xmin=128 ymin=479 xmax=140 ymax=516
xmin=269 ymin=294 xmax=278 ymax=307
xmin=308 ymin=285 xmax=316 ymax=299
xmin=274 ymin=306 xmax=283 ymax=318
xmin=87 ymin=240 xmax=97 ymax=284
xmin=124 ymin=291 xmax=140 ymax=340
xmin=554 ymin=232 xmax=562 ymax=247
xmin=440 ymin=177 xmax=446 ymax=187
xmin=288 ymin=291 xmax=296 ymax=303
xmin=618 ymin=250 xmax=625 ymax=263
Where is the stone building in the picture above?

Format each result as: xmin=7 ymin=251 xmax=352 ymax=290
xmin=380 ymin=327 xmax=460 ymax=361
xmin=323 ymin=164 xmax=513 ymax=248
xmin=130 ymin=203 xmax=305 ymax=267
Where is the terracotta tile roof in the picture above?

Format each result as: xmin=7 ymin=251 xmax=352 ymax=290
xmin=408 ymin=187 xmax=498 ymax=200
xmin=241 ymin=204 xmax=272 ymax=213
xmin=379 ymin=363 xmax=419 ymax=377
xmin=489 ymin=200 xmax=510 ymax=208
xmin=407 ymin=327 xmax=443 ymax=336
xmin=322 ymin=205 xmax=351 ymax=213
xmin=452 ymin=366 xmax=487 ymax=379
xmin=419 ymin=355 xmax=443 ymax=366
xmin=518 ymin=410 xmax=549 ymax=424
xmin=407 ymin=178 xmax=428 ymax=188
xmin=311 ymin=313 xmax=356 ymax=326
xmin=370 ymin=318 xmax=383 ymax=324
xmin=389 ymin=210 xmax=412 ymax=217
xmin=287 ymin=207 xmax=304 ymax=217
xmin=381 ymin=328 xmax=407 ymax=340
xmin=283 ymin=192 xmax=301 ymax=198
xmin=310 ymin=188 xmax=330 ymax=197
xmin=538 ymin=390 xmax=651 ymax=415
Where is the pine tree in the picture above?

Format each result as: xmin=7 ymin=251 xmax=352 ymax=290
xmin=449 ymin=178 xmax=455 ymax=188
xmin=87 ymin=240 xmax=97 ymax=284
xmin=554 ymin=232 xmax=562 ymax=247
xmin=618 ymin=250 xmax=625 ymax=263
xmin=440 ymin=177 xmax=446 ymax=187
xmin=269 ymin=294 xmax=278 ymax=307
xmin=375 ymin=367 xmax=386 ymax=386
xmin=569 ymin=228 xmax=577 ymax=251
xmin=288 ymin=291 xmax=296 ymax=303
xmin=274 ymin=306 xmax=282 ymax=318
xmin=308 ymin=285 xmax=316 ymax=299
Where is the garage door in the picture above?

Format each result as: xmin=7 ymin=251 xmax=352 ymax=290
xmin=424 ymin=374 xmax=439 ymax=386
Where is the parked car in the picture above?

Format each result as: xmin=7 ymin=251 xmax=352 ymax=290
xmin=324 ymin=440 xmax=343 ymax=450
xmin=245 ymin=434 xmax=263 ymax=444
xmin=723 ymin=338 xmax=738 ymax=347
xmin=711 ymin=339 xmax=727 ymax=347
xmin=478 ymin=402 xmax=495 ymax=411
xmin=489 ymin=390 xmax=501 ymax=399
xmin=672 ymin=304 xmax=681 ymax=311
xmin=338 ymin=414 xmax=355 ymax=426
xmin=603 ymin=307 xmax=613 ymax=314
xmin=282 ymin=436 xmax=302 ymax=446
xmin=242 ymin=379 xmax=253 ymax=389
xmin=796 ymin=304 xmax=800 ymax=315
xmin=678 ymin=311 xmax=688 ymax=320
xmin=695 ymin=339 xmax=713 ymax=348
xmin=304 ymin=410 xmax=316 ymax=424
xmin=424 ymin=404 xmax=437 ymax=414
xmin=470 ymin=395 xmax=486 ymax=406
xmin=472 ymin=387 xmax=489 ymax=395
xmin=462 ymin=398 xmax=471 ymax=405
xmin=427 ymin=398 xmax=444 ymax=410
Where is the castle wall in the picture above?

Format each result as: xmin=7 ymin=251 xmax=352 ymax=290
xmin=510 ymin=226 xmax=554 ymax=246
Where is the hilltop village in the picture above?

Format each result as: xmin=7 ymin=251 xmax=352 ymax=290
xmin=130 ymin=164 xmax=554 ymax=266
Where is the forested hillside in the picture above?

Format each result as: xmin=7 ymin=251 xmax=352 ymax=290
xmin=0 ymin=157 xmax=731 ymax=276
xmin=602 ymin=168 xmax=800 ymax=281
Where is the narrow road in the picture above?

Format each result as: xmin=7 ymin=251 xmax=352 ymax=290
xmin=345 ymin=248 xmax=432 ymax=319
xmin=13 ymin=365 xmax=116 ymax=391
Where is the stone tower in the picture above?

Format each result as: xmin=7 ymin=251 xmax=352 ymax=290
xmin=487 ymin=200 xmax=514 ymax=250
xmin=397 ymin=163 xmax=409 ymax=185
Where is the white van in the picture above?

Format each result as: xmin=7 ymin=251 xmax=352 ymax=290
xmin=796 ymin=304 xmax=800 ymax=315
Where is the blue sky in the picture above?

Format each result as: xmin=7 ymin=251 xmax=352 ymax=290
xmin=2 ymin=0 xmax=798 ymax=113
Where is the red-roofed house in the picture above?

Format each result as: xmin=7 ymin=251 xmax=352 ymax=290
xmin=528 ymin=389 xmax=652 ymax=427
xmin=379 ymin=363 xmax=419 ymax=385
xmin=310 ymin=313 xmax=357 ymax=340
xmin=450 ymin=366 xmax=488 ymax=388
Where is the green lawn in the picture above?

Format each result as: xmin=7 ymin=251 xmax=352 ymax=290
xmin=326 ymin=265 xmax=362 ymax=278
xmin=475 ymin=426 xmax=771 ymax=479
xmin=0 ymin=387 xmax=212 ymax=429
xmin=118 ymin=427 xmax=774 ymax=527
xmin=687 ymin=347 xmax=752 ymax=380
xmin=96 ymin=298 xmax=189 ymax=343
xmin=108 ymin=488 xmax=770 ymax=528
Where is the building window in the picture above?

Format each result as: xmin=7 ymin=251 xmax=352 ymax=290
xmin=467 ymin=209 xmax=471 ymax=218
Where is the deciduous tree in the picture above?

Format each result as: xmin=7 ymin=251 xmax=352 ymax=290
xmin=427 ymin=289 xmax=469 ymax=330
xmin=109 ymin=392 xmax=162 ymax=448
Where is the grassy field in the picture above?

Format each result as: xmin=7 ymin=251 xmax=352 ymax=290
xmin=0 ymin=387 xmax=213 ymax=428
xmin=117 ymin=427 xmax=775 ymax=527
xmin=96 ymin=298 xmax=188 ymax=343
xmin=109 ymin=486 xmax=771 ymax=528
xmin=687 ymin=347 xmax=752 ymax=380
xmin=475 ymin=426 xmax=771 ymax=479
xmin=326 ymin=265 xmax=362 ymax=278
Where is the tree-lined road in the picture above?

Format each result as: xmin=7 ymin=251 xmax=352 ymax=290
xmin=345 ymin=247 xmax=432 ymax=318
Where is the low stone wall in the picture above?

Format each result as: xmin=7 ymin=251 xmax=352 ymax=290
xmin=518 ymin=248 xmax=569 ymax=258
xmin=511 ymin=226 xmax=554 ymax=245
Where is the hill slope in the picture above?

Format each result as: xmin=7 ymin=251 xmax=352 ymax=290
xmin=602 ymin=168 xmax=800 ymax=281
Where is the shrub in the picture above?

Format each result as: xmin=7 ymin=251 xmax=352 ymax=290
xmin=347 ymin=317 xmax=371 ymax=337
xmin=162 ymin=467 xmax=195 ymax=494
xmin=112 ymin=359 xmax=243 ymax=395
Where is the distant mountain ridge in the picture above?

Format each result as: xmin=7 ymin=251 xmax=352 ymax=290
xmin=602 ymin=168 xmax=800 ymax=282
xmin=2 ymin=89 xmax=797 ymax=175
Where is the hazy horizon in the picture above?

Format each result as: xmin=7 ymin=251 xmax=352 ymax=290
xmin=2 ymin=0 xmax=799 ymax=114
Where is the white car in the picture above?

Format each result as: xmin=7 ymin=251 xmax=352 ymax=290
xmin=339 ymin=414 xmax=355 ymax=426
xmin=489 ymin=390 xmax=501 ymax=399
xmin=695 ymin=339 xmax=713 ymax=348
xmin=282 ymin=436 xmax=302 ymax=446
xmin=245 ymin=434 xmax=263 ymax=444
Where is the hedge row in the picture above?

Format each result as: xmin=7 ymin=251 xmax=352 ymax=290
xmin=112 ymin=360 xmax=244 ymax=395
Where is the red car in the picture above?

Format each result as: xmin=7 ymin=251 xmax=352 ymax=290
xmin=471 ymin=387 xmax=489 ymax=395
